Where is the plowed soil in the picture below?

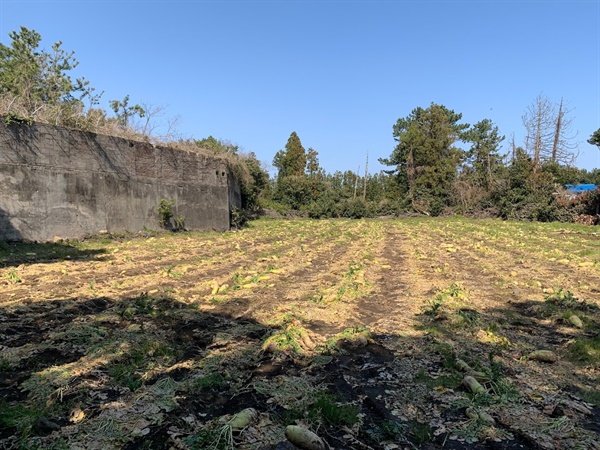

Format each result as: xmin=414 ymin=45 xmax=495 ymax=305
xmin=1 ymin=218 xmax=599 ymax=449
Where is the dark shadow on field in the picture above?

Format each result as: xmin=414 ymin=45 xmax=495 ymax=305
xmin=0 ymin=239 xmax=107 ymax=268
xmin=412 ymin=292 xmax=600 ymax=446
xmin=1 ymin=292 xmax=599 ymax=450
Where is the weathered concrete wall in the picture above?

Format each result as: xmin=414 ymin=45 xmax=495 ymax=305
xmin=0 ymin=120 xmax=241 ymax=241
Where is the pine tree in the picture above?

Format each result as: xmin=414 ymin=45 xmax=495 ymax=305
xmin=380 ymin=103 xmax=468 ymax=214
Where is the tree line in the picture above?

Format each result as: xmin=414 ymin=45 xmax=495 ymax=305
xmin=1 ymin=27 xmax=599 ymax=224
xmin=266 ymin=103 xmax=600 ymax=223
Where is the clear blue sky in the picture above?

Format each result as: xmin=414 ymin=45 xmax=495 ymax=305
xmin=2 ymin=0 xmax=599 ymax=175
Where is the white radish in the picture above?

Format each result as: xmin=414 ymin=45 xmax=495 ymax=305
xmin=285 ymin=425 xmax=329 ymax=450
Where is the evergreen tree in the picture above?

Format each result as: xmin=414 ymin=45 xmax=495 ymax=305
xmin=380 ymin=103 xmax=469 ymax=214
xmin=0 ymin=26 xmax=96 ymax=118
xmin=272 ymin=132 xmax=312 ymax=209
xmin=464 ymin=119 xmax=505 ymax=190
xmin=306 ymin=147 xmax=323 ymax=178
xmin=588 ymin=128 xmax=600 ymax=151
xmin=273 ymin=131 xmax=307 ymax=179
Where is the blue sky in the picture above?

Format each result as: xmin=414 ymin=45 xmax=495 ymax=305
xmin=1 ymin=0 xmax=599 ymax=175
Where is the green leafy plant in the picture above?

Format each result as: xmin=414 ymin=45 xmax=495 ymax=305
xmin=174 ymin=213 xmax=185 ymax=231
xmin=568 ymin=335 xmax=600 ymax=365
xmin=4 ymin=113 xmax=33 ymax=126
xmin=184 ymin=425 xmax=232 ymax=450
xmin=309 ymin=392 xmax=359 ymax=426
xmin=0 ymin=358 xmax=11 ymax=371
xmin=157 ymin=199 xmax=175 ymax=228
xmin=191 ymin=373 xmax=226 ymax=391
xmin=0 ymin=401 xmax=45 ymax=439
xmin=278 ymin=391 xmax=359 ymax=427
xmin=408 ymin=421 xmax=433 ymax=444
xmin=7 ymin=269 xmax=22 ymax=283
xmin=230 ymin=207 xmax=247 ymax=229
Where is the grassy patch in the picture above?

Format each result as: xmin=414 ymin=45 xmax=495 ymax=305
xmin=567 ymin=335 xmax=600 ymax=365
xmin=407 ymin=421 xmax=433 ymax=444
xmin=184 ymin=424 xmax=232 ymax=450
xmin=423 ymin=283 xmax=479 ymax=329
xmin=191 ymin=373 xmax=226 ymax=391
xmin=262 ymin=324 xmax=309 ymax=355
xmin=323 ymin=325 xmax=371 ymax=353
xmin=0 ymin=401 xmax=45 ymax=438
xmin=106 ymin=339 xmax=178 ymax=391
xmin=281 ymin=392 xmax=359 ymax=427
xmin=576 ymin=387 xmax=600 ymax=405
xmin=414 ymin=368 xmax=463 ymax=389
xmin=0 ymin=358 xmax=12 ymax=371
xmin=6 ymin=268 xmax=22 ymax=283
xmin=366 ymin=418 xmax=406 ymax=443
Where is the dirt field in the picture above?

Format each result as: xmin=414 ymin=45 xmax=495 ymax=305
xmin=1 ymin=217 xmax=599 ymax=450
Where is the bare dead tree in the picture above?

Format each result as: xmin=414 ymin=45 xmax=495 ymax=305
xmin=551 ymin=98 xmax=579 ymax=165
xmin=522 ymin=94 xmax=555 ymax=169
xmin=510 ymin=133 xmax=517 ymax=162
xmin=522 ymin=94 xmax=579 ymax=168
xmin=132 ymin=103 xmax=182 ymax=143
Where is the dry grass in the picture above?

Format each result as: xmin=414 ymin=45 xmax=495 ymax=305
xmin=1 ymin=217 xmax=599 ymax=449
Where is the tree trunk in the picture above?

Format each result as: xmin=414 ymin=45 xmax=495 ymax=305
xmin=551 ymin=98 xmax=563 ymax=163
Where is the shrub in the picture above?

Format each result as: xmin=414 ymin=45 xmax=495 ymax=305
xmin=157 ymin=199 xmax=175 ymax=228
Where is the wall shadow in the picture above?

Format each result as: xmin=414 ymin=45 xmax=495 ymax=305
xmin=0 ymin=208 xmax=107 ymax=267
xmin=0 ymin=207 xmax=21 ymax=242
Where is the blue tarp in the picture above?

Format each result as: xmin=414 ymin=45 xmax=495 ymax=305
xmin=565 ymin=184 xmax=598 ymax=193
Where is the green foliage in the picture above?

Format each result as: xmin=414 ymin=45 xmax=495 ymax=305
xmin=157 ymin=199 xmax=184 ymax=230
xmin=107 ymin=339 xmax=176 ymax=391
xmin=567 ymin=335 xmax=600 ymax=365
xmin=157 ymin=199 xmax=174 ymax=227
xmin=7 ymin=268 xmax=22 ymax=283
xmin=194 ymin=135 xmax=238 ymax=155
xmin=118 ymin=292 xmax=161 ymax=319
xmin=273 ymin=131 xmax=306 ymax=179
xmin=338 ymin=197 xmax=368 ymax=218
xmin=588 ymin=128 xmax=600 ymax=149
xmin=239 ymin=152 xmax=270 ymax=211
xmin=184 ymin=425 xmax=231 ymax=450
xmin=174 ymin=213 xmax=185 ymax=231
xmin=408 ymin=421 xmax=433 ymax=444
xmin=0 ymin=26 xmax=99 ymax=124
xmin=109 ymin=95 xmax=145 ymax=127
xmin=310 ymin=393 xmax=359 ymax=426
xmin=464 ymin=119 xmax=505 ymax=190
xmin=545 ymin=288 xmax=580 ymax=308
xmin=0 ymin=358 xmax=11 ymax=371
xmin=0 ymin=401 xmax=44 ymax=439
xmin=280 ymin=392 xmax=359 ymax=427
xmin=262 ymin=325 xmax=305 ymax=355
xmin=495 ymin=148 xmax=563 ymax=221
xmin=230 ymin=207 xmax=248 ymax=229
xmin=273 ymin=174 xmax=318 ymax=210
xmin=191 ymin=373 xmax=226 ymax=391
xmin=380 ymin=420 xmax=406 ymax=440
xmin=380 ymin=103 xmax=469 ymax=214
xmin=4 ymin=113 xmax=33 ymax=126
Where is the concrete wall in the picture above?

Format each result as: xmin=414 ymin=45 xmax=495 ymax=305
xmin=0 ymin=120 xmax=241 ymax=241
